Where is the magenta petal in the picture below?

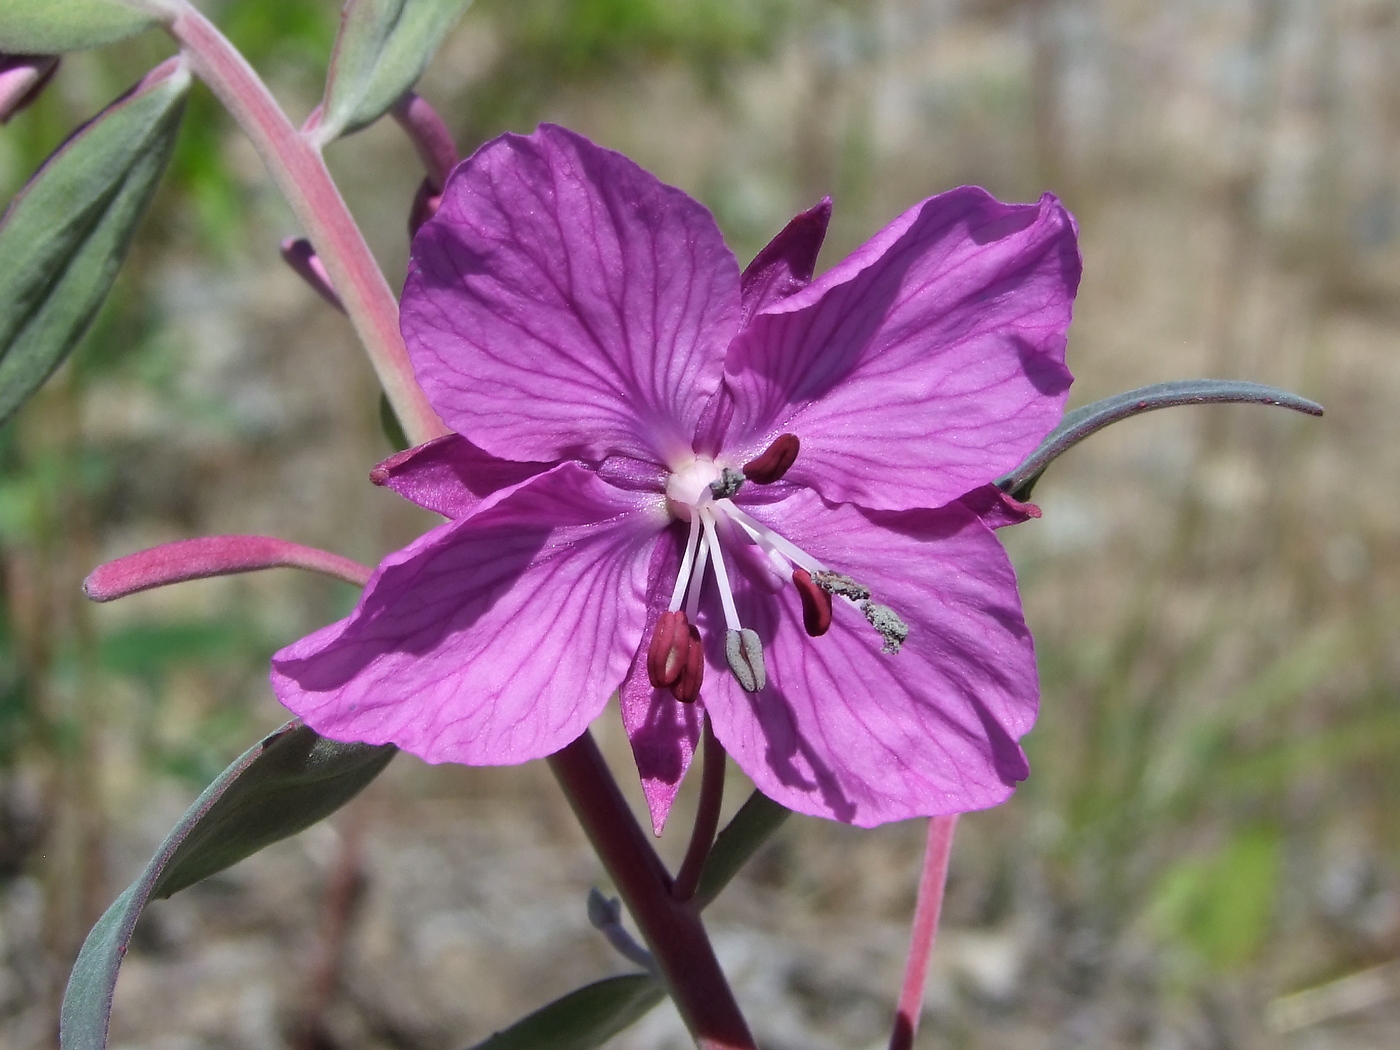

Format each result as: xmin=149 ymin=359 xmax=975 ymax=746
xmin=701 ymin=491 xmax=1037 ymax=827
xmin=739 ymin=197 xmax=832 ymax=326
xmin=371 ymin=434 xmax=555 ymax=518
xmin=618 ymin=529 xmax=702 ymax=835
xmin=722 ymin=188 xmax=1080 ymax=512
xmin=403 ymin=124 xmax=741 ymax=467
xmin=270 ymin=463 xmax=666 ymax=765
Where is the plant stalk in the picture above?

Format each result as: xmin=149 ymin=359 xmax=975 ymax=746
xmin=550 ymin=732 xmax=756 ymax=1050
xmin=164 ymin=2 xmax=445 ymax=446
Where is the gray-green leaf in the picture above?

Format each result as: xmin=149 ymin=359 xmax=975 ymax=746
xmin=313 ymin=0 xmax=471 ymax=145
xmin=0 ymin=0 xmax=161 ymax=53
xmin=466 ymin=974 xmax=666 ymax=1050
xmin=59 ymin=722 xmax=396 ymax=1050
xmin=0 ymin=56 xmax=187 ymax=426
xmin=997 ymin=379 xmax=1325 ymax=500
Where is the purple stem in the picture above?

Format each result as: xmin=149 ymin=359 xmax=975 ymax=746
xmin=280 ymin=237 xmax=345 ymax=312
xmin=889 ymin=815 xmax=959 ymax=1050
xmin=164 ymin=2 xmax=445 ymax=447
xmin=550 ymin=732 xmax=756 ymax=1050
xmin=672 ymin=715 xmax=726 ymax=902
xmin=84 ymin=536 xmax=372 ymax=601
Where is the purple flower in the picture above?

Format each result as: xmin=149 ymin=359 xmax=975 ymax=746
xmin=271 ymin=124 xmax=1080 ymax=829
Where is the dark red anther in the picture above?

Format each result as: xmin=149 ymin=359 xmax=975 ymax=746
xmin=742 ymin=433 xmax=800 ymax=484
xmin=646 ymin=610 xmax=691 ymax=688
xmin=791 ymin=567 xmax=832 ymax=637
xmin=670 ymin=626 xmax=705 ymax=703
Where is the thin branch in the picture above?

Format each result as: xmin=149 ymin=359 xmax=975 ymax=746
xmin=889 ymin=814 xmax=959 ymax=1050
xmin=165 ymin=3 xmax=445 ymax=446
xmin=550 ymin=732 xmax=756 ymax=1050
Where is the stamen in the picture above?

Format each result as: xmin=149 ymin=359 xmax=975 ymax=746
xmin=861 ymin=602 xmax=909 ymax=654
xmin=646 ymin=610 xmax=692 ymax=688
xmin=668 ymin=515 xmax=702 ymax=612
xmin=742 ymin=433 xmax=800 ymax=484
xmin=791 ymin=568 xmax=833 ymax=637
xmin=701 ymin=509 xmax=741 ymax=631
xmin=685 ymin=527 xmax=711 ymax=621
xmin=720 ymin=503 xmax=823 ymax=574
xmin=724 ymin=628 xmax=767 ymax=692
xmin=813 ymin=570 xmax=871 ymax=602
xmin=671 ymin=625 xmax=704 ymax=702
xmin=708 ymin=467 xmax=745 ymax=500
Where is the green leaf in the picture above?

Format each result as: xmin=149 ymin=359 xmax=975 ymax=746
xmin=467 ymin=974 xmax=665 ymax=1050
xmin=695 ymin=788 xmax=790 ymax=909
xmin=0 ymin=57 xmax=188 ymax=426
xmin=314 ymin=0 xmax=472 ymax=144
xmin=0 ymin=0 xmax=161 ymax=53
xmin=997 ymin=379 xmax=1325 ymax=500
xmin=59 ymin=722 xmax=396 ymax=1050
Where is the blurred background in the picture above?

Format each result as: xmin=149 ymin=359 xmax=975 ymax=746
xmin=1 ymin=0 xmax=1397 ymax=1047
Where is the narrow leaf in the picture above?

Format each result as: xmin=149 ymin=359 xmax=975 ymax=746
xmin=314 ymin=0 xmax=471 ymax=144
xmin=60 ymin=722 xmax=395 ymax=1050
xmin=0 ymin=0 xmax=160 ymax=54
xmin=694 ymin=789 xmax=791 ymax=909
xmin=998 ymin=379 xmax=1325 ymax=500
xmin=466 ymin=974 xmax=665 ymax=1050
xmin=0 ymin=56 xmax=188 ymax=425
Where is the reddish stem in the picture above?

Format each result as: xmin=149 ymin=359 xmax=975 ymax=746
xmin=550 ymin=732 xmax=756 ymax=1050
xmin=889 ymin=814 xmax=959 ymax=1050
xmin=165 ymin=2 xmax=445 ymax=446
xmin=672 ymin=715 xmax=725 ymax=902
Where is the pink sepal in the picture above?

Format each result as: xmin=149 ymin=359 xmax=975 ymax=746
xmin=84 ymin=536 xmax=372 ymax=602
xmin=956 ymin=484 xmax=1042 ymax=530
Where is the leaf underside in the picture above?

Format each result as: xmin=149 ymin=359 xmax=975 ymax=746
xmin=0 ymin=59 xmax=189 ymax=426
xmin=998 ymin=378 xmax=1324 ymax=499
xmin=59 ymin=723 xmax=395 ymax=1050
xmin=0 ymin=0 xmax=158 ymax=53
xmin=316 ymin=0 xmax=473 ymax=143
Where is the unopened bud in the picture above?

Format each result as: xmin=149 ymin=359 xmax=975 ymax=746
xmin=724 ymin=628 xmax=767 ymax=692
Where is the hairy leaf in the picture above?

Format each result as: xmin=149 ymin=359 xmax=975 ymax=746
xmin=0 ymin=0 xmax=160 ymax=53
xmin=0 ymin=56 xmax=187 ymax=425
xmin=998 ymin=379 xmax=1324 ymax=500
xmin=314 ymin=0 xmax=472 ymax=144
xmin=60 ymin=722 xmax=395 ymax=1050
xmin=466 ymin=974 xmax=665 ymax=1050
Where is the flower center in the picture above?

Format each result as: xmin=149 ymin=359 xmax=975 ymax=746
xmin=649 ymin=440 xmax=911 ymax=702
xmin=664 ymin=456 xmax=722 ymax=520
